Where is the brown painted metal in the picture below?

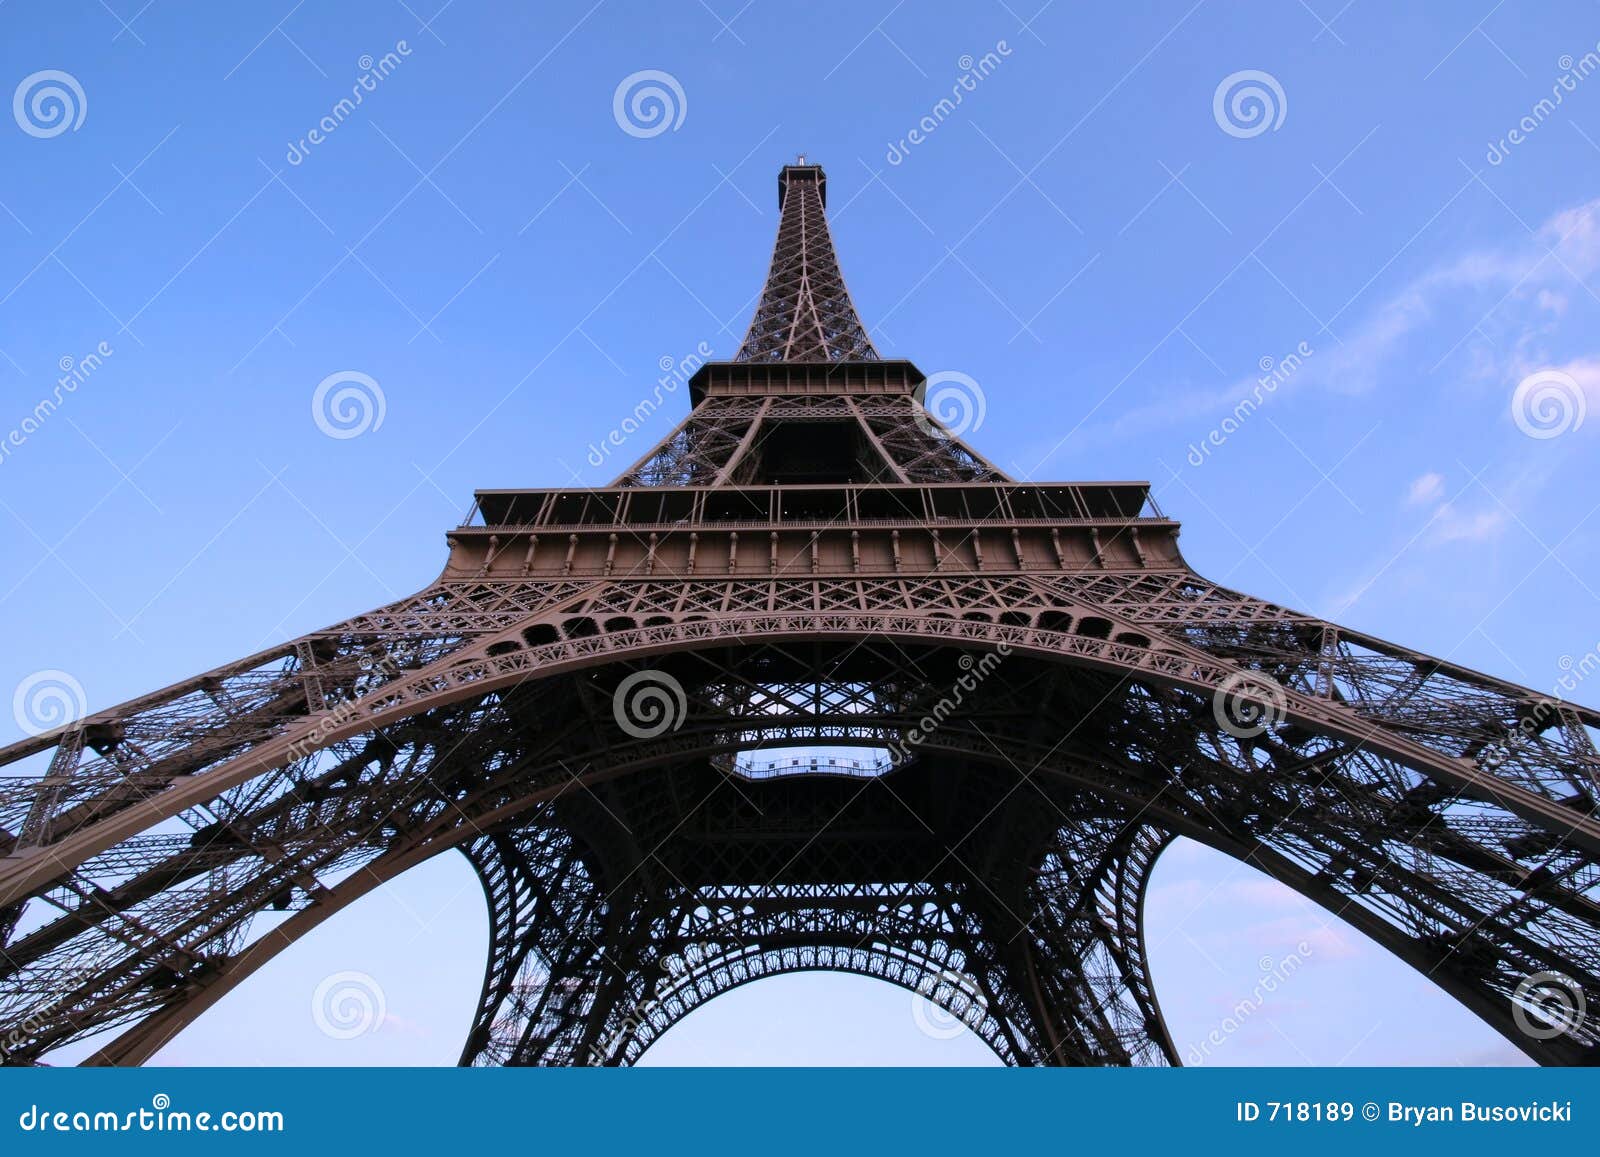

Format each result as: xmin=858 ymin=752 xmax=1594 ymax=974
xmin=1 ymin=162 xmax=1598 ymax=1067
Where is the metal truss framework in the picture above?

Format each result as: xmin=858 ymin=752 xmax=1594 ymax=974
xmin=1 ymin=162 xmax=1597 ymax=1068
xmin=733 ymin=164 xmax=878 ymax=364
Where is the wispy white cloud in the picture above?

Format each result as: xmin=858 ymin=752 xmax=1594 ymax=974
xmin=1428 ymin=501 xmax=1510 ymax=544
xmin=1510 ymin=353 xmax=1600 ymax=419
xmin=1405 ymin=471 xmax=1445 ymax=506
xmin=1309 ymin=196 xmax=1600 ymax=397
xmin=1093 ymin=196 xmax=1600 ymax=448
xmin=1536 ymin=288 xmax=1568 ymax=316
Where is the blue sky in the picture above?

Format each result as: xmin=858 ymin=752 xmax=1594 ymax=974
xmin=4 ymin=0 xmax=1599 ymax=1066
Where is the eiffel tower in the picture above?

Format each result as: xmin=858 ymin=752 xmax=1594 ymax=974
xmin=3 ymin=161 xmax=1598 ymax=1068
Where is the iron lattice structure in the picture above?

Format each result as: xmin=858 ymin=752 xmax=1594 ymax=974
xmin=2 ymin=162 xmax=1598 ymax=1067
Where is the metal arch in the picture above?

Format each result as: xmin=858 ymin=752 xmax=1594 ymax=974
xmin=459 ymin=808 xmax=1180 ymax=1068
xmin=603 ymin=935 xmax=1026 ymax=1067
xmin=6 ymin=600 xmax=1594 ymax=908
xmin=38 ymin=705 xmax=1598 ymax=1067
xmin=9 ymin=614 xmax=1600 ymax=1068
xmin=1021 ymin=822 xmax=1180 ymax=1066
xmin=456 ymin=826 xmax=610 ymax=1066
xmin=13 ymin=567 xmax=1592 ymax=889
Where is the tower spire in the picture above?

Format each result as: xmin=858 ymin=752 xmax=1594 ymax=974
xmin=735 ymin=161 xmax=879 ymax=363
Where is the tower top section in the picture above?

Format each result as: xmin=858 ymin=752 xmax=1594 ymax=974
xmin=734 ymin=162 xmax=879 ymax=363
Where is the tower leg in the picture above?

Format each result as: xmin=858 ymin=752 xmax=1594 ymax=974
xmin=458 ymin=825 xmax=654 ymax=1067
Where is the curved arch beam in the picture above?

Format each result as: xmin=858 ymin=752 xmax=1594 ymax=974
xmin=8 ymin=612 xmax=1598 ymax=911
xmin=82 ymin=829 xmax=471 ymax=1065
xmin=77 ymin=738 xmax=1595 ymax=1067
xmin=607 ymin=941 xmax=1023 ymax=1065
xmin=18 ymin=649 xmax=1594 ymax=1065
